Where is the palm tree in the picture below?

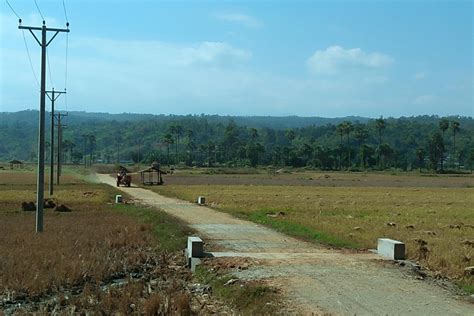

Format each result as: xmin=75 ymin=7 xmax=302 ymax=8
xmin=439 ymin=119 xmax=449 ymax=136
xmin=249 ymin=128 xmax=259 ymax=141
xmin=450 ymin=121 xmax=460 ymax=168
xmin=343 ymin=121 xmax=353 ymax=168
xmin=176 ymin=125 xmax=184 ymax=163
xmin=163 ymin=133 xmax=174 ymax=164
xmin=336 ymin=123 xmax=345 ymax=170
xmin=354 ymin=125 xmax=368 ymax=168
xmin=438 ymin=118 xmax=449 ymax=170
xmin=428 ymin=132 xmax=445 ymax=172
xmin=375 ymin=117 xmax=386 ymax=169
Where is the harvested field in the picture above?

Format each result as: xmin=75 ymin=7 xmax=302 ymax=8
xmin=0 ymin=170 xmax=279 ymax=314
xmin=165 ymin=169 xmax=474 ymax=188
xmin=153 ymin=171 xmax=474 ymax=289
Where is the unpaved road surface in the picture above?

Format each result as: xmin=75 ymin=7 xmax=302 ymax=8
xmin=98 ymin=174 xmax=473 ymax=315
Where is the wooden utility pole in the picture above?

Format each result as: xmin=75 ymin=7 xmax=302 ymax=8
xmin=46 ymin=89 xmax=66 ymax=196
xmin=19 ymin=20 xmax=69 ymax=232
xmin=55 ymin=112 xmax=67 ymax=184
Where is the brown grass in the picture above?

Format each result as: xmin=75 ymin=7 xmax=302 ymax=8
xmin=0 ymin=210 xmax=155 ymax=299
xmin=152 ymin=171 xmax=474 ymax=287
xmin=0 ymin=170 xmax=198 ymax=313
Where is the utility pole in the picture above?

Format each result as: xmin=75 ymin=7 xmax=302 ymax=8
xmin=55 ymin=112 xmax=67 ymax=184
xmin=46 ymin=89 xmax=66 ymax=196
xmin=19 ymin=20 xmax=69 ymax=233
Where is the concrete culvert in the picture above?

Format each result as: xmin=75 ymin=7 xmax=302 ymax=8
xmin=55 ymin=204 xmax=72 ymax=212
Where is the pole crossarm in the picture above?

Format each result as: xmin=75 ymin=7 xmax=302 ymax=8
xmin=46 ymin=90 xmax=66 ymax=102
xmin=19 ymin=25 xmax=70 ymax=47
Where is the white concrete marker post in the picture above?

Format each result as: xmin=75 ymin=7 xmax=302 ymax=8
xmin=377 ymin=238 xmax=405 ymax=260
xmin=115 ymin=195 xmax=123 ymax=204
xmin=187 ymin=236 xmax=204 ymax=272
xmin=197 ymin=196 xmax=206 ymax=205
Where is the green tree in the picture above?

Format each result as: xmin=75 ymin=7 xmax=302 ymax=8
xmin=416 ymin=147 xmax=425 ymax=172
xmin=375 ymin=117 xmax=386 ymax=146
xmin=450 ymin=120 xmax=460 ymax=168
xmin=88 ymin=135 xmax=96 ymax=166
xmin=438 ymin=118 xmax=449 ymax=170
xmin=360 ymin=144 xmax=375 ymax=169
xmin=354 ymin=124 xmax=368 ymax=168
xmin=246 ymin=142 xmax=265 ymax=167
xmin=336 ymin=123 xmax=345 ymax=170
xmin=375 ymin=117 xmax=386 ymax=169
xmin=162 ymin=133 xmax=174 ymax=164
xmin=439 ymin=118 xmax=449 ymax=136
xmin=428 ymin=132 xmax=445 ymax=172
xmin=249 ymin=128 xmax=259 ymax=141
xmin=285 ymin=129 xmax=295 ymax=143
xmin=342 ymin=121 xmax=353 ymax=168
xmin=377 ymin=143 xmax=394 ymax=169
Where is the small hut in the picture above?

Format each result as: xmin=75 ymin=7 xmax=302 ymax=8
xmin=139 ymin=161 xmax=165 ymax=185
xmin=9 ymin=159 xmax=23 ymax=169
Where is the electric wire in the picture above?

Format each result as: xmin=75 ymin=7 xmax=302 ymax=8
xmin=64 ymin=31 xmax=69 ymax=110
xmin=21 ymin=29 xmax=40 ymax=87
xmin=5 ymin=0 xmax=20 ymax=19
xmin=47 ymin=49 xmax=54 ymax=88
xmin=33 ymin=0 xmax=44 ymax=21
xmin=62 ymin=0 xmax=68 ymax=23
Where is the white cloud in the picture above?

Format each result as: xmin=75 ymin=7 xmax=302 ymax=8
xmin=307 ymin=45 xmax=394 ymax=75
xmin=412 ymin=71 xmax=426 ymax=80
xmin=214 ymin=13 xmax=262 ymax=28
xmin=413 ymin=94 xmax=436 ymax=105
xmin=179 ymin=42 xmax=251 ymax=66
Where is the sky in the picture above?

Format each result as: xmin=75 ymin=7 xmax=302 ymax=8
xmin=0 ymin=0 xmax=472 ymax=117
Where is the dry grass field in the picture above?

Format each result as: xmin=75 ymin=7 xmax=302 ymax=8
xmin=153 ymin=169 xmax=474 ymax=290
xmin=0 ymin=169 xmax=199 ymax=313
xmin=0 ymin=168 xmax=280 ymax=314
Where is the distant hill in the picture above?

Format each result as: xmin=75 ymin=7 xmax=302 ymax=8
xmin=0 ymin=110 xmax=372 ymax=129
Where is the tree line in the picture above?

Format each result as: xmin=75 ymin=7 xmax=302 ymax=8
xmin=0 ymin=112 xmax=472 ymax=172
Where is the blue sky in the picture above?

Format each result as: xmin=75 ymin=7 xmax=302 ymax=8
xmin=0 ymin=0 xmax=472 ymax=117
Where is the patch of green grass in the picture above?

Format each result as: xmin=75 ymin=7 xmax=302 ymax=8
xmin=194 ymin=266 xmax=278 ymax=315
xmin=249 ymin=210 xmax=358 ymax=249
xmin=459 ymin=282 xmax=474 ymax=294
xmin=114 ymin=204 xmax=193 ymax=252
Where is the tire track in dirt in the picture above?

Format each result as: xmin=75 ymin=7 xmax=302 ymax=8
xmin=98 ymin=174 xmax=473 ymax=315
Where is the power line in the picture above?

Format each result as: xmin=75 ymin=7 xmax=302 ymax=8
xmin=62 ymin=0 xmax=68 ymax=23
xmin=21 ymin=29 xmax=39 ymax=87
xmin=47 ymin=49 xmax=54 ymax=87
xmin=5 ymin=0 xmax=20 ymax=19
xmin=33 ymin=0 xmax=44 ymax=21
xmin=64 ymin=31 xmax=69 ymax=109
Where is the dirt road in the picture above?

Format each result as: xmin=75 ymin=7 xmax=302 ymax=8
xmin=98 ymin=174 xmax=473 ymax=315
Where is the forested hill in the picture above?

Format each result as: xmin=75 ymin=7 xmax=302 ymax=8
xmin=1 ymin=110 xmax=473 ymax=171
xmin=0 ymin=110 xmax=370 ymax=129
